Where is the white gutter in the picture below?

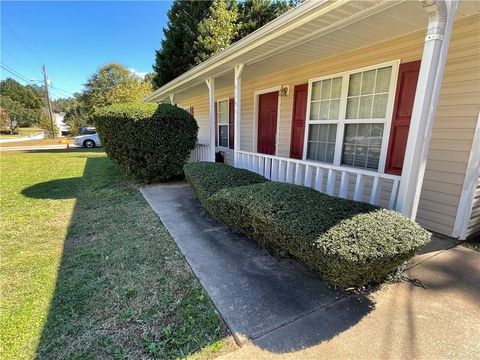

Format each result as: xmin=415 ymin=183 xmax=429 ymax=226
xmin=144 ymin=0 xmax=333 ymax=102
xmin=396 ymin=0 xmax=459 ymax=219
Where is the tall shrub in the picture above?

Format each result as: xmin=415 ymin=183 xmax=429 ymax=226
xmin=94 ymin=103 xmax=198 ymax=182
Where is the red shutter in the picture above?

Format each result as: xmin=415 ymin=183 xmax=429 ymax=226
xmin=189 ymin=106 xmax=194 ymax=116
xmin=229 ymin=98 xmax=234 ymax=149
xmin=385 ymin=60 xmax=421 ymax=175
xmin=214 ymin=102 xmax=218 ymax=147
xmin=289 ymin=83 xmax=308 ymax=159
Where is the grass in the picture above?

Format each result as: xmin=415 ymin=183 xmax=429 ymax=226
xmin=0 ymin=149 xmax=232 ymax=359
xmin=462 ymin=235 xmax=480 ymax=252
xmin=0 ymin=127 xmax=42 ymax=139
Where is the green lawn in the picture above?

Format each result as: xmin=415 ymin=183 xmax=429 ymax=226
xmin=0 ymin=149 xmax=232 ymax=359
xmin=0 ymin=127 xmax=42 ymax=139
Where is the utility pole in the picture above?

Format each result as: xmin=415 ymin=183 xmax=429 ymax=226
xmin=42 ymin=65 xmax=56 ymax=138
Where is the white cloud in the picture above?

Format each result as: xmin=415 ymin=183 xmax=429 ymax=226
xmin=129 ymin=68 xmax=148 ymax=79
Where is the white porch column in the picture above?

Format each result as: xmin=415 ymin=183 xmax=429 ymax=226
xmin=169 ymin=93 xmax=175 ymax=105
xmin=234 ymin=64 xmax=244 ymax=167
xmin=205 ymin=78 xmax=216 ymax=162
xmin=395 ymin=0 xmax=458 ymax=219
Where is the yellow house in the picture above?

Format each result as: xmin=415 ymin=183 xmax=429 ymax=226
xmin=146 ymin=0 xmax=480 ymax=240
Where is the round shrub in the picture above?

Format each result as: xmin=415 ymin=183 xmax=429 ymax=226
xmin=94 ymin=103 xmax=198 ymax=182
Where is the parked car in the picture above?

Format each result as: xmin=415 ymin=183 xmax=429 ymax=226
xmin=78 ymin=127 xmax=97 ymax=135
xmin=74 ymin=133 xmax=101 ymax=148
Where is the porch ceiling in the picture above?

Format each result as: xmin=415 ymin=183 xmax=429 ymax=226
xmin=148 ymin=0 xmax=479 ymax=103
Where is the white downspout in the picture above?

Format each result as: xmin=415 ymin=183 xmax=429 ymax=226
xmin=395 ymin=0 xmax=459 ymax=219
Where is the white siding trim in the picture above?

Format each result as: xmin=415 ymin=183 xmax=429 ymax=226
xmin=453 ymin=113 xmax=480 ymax=239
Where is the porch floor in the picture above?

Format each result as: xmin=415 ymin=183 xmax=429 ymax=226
xmin=141 ymin=183 xmax=480 ymax=357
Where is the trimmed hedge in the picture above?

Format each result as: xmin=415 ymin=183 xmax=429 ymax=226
xmin=184 ymin=163 xmax=431 ymax=288
xmin=94 ymin=103 xmax=198 ymax=182
xmin=183 ymin=162 xmax=268 ymax=212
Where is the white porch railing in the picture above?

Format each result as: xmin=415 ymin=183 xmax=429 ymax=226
xmin=237 ymin=150 xmax=401 ymax=209
xmin=189 ymin=142 xmax=211 ymax=163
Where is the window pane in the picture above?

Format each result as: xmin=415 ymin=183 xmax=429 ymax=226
xmin=321 ymin=79 xmax=331 ymax=100
xmin=319 ymin=100 xmax=329 ymax=120
xmin=370 ymin=124 xmax=384 ymax=145
xmin=311 ymin=82 xmax=321 ymax=100
xmin=327 ymin=124 xmax=337 ymax=142
xmin=329 ymin=99 xmax=340 ymax=120
xmin=219 ymin=100 xmax=228 ymax=113
xmin=343 ymin=144 xmax=354 ymax=166
xmin=353 ymin=145 xmax=367 ymax=167
xmin=307 ymin=124 xmax=336 ymax=163
xmin=375 ymin=67 xmax=392 ymax=93
xmin=310 ymin=101 xmax=320 ymax=120
xmin=331 ymin=77 xmax=342 ymax=98
xmin=342 ymin=123 xmax=384 ymax=170
xmin=358 ymin=95 xmax=373 ymax=119
xmin=326 ymin=143 xmax=335 ymax=163
xmin=218 ymin=100 xmax=229 ymax=123
xmin=367 ymin=147 xmax=381 ymax=169
xmin=346 ymin=96 xmax=359 ymax=119
xmin=361 ymin=70 xmax=376 ymax=95
xmin=219 ymin=125 xmax=228 ymax=147
xmin=372 ymin=94 xmax=388 ymax=118
xmin=357 ymin=124 xmax=370 ymax=145
xmin=349 ymin=73 xmax=361 ymax=96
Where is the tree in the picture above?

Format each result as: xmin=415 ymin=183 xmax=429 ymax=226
xmin=0 ymin=107 xmax=10 ymax=132
xmin=38 ymin=114 xmax=59 ymax=138
xmin=0 ymin=96 xmax=42 ymax=128
xmin=194 ymin=0 xmax=239 ymax=64
xmin=152 ymin=0 xmax=213 ymax=89
xmin=83 ymin=63 xmax=152 ymax=111
xmin=236 ymin=0 xmax=294 ymax=40
xmin=0 ymin=78 xmax=43 ymax=110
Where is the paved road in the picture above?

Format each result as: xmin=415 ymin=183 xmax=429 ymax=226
xmin=0 ymin=144 xmax=81 ymax=151
xmin=0 ymin=132 xmax=44 ymax=144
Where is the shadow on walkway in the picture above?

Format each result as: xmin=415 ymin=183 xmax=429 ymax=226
xmin=141 ymin=184 xmax=376 ymax=353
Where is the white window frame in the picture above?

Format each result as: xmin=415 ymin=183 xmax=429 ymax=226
xmin=217 ymin=98 xmax=230 ymax=149
xmin=303 ymin=60 xmax=400 ymax=174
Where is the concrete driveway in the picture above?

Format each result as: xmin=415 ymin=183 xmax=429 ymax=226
xmin=141 ymin=182 xmax=480 ymax=359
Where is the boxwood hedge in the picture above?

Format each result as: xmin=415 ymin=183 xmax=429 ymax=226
xmin=184 ymin=162 xmax=431 ymax=288
xmin=94 ymin=103 xmax=198 ymax=182
xmin=183 ymin=162 xmax=268 ymax=212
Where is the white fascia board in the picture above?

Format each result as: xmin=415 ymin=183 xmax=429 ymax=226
xmin=144 ymin=0 xmax=333 ymax=102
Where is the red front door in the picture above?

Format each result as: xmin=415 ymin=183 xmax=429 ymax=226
xmin=257 ymin=91 xmax=278 ymax=155
xmin=386 ymin=60 xmax=421 ymax=175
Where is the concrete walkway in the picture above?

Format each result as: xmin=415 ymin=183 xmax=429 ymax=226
xmin=141 ymin=183 xmax=480 ymax=359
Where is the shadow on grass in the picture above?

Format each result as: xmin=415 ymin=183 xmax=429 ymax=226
xmin=22 ymin=154 xmax=376 ymax=356
xmin=22 ymin=156 xmax=229 ymax=359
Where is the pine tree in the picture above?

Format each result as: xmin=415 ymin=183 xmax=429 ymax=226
xmin=152 ymin=1 xmax=212 ymax=89
xmin=236 ymin=0 xmax=294 ymax=41
xmin=194 ymin=0 xmax=239 ymax=64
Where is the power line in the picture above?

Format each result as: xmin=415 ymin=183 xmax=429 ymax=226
xmin=2 ymin=23 xmax=44 ymax=65
xmin=51 ymin=85 xmax=75 ymax=96
xmin=1 ymin=46 xmax=40 ymax=79
xmin=0 ymin=63 xmax=37 ymax=85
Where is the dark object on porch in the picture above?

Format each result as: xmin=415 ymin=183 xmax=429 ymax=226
xmin=215 ymin=151 xmax=225 ymax=163
xmin=184 ymin=162 xmax=431 ymax=288
xmin=94 ymin=103 xmax=198 ymax=182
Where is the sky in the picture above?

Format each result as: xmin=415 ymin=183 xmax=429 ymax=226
xmin=1 ymin=1 xmax=172 ymax=99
